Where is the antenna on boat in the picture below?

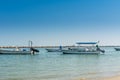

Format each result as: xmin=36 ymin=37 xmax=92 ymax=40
xmin=28 ymin=40 xmax=34 ymax=54
xmin=28 ymin=40 xmax=33 ymax=48
xmin=28 ymin=40 xmax=39 ymax=54
xmin=97 ymin=41 xmax=100 ymax=44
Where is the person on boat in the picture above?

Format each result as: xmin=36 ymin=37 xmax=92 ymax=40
xmin=59 ymin=46 xmax=62 ymax=50
xmin=68 ymin=47 xmax=72 ymax=50
xmin=96 ymin=45 xmax=100 ymax=51
xmin=96 ymin=45 xmax=105 ymax=53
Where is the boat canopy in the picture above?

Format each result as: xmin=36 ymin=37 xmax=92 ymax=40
xmin=76 ymin=42 xmax=98 ymax=45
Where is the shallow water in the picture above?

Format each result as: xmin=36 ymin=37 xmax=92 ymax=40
xmin=0 ymin=47 xmax=120 ymax=80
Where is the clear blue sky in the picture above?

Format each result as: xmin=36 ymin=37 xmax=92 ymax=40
xmin=0 ymin=0 xmax=120 ymax=46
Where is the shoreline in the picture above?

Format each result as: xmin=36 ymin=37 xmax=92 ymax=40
xmin=103 ymin=75 xmax=120 ymax=80
xmin=73 ymin=71 xmax=120 ymax=80
xmin=96 ymin=75 xmax=120 ymax=80
xmin=74 ymin=75 xmax=120 ymax=80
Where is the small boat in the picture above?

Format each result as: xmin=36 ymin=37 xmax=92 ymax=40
xmin=0 ymin=49 xmax=33 ymax=55
xmin=62 ymin=42 xmax=105 ymax=54
xmin=114 ymin=48 xmax=120 ymax=51
xmin=46 ymin=48 xmax=62 ymax=52
xmin=46 ymin=46 xmax=62 ymax=52
xmin=0 ymin=41 xmax=39 ymax=55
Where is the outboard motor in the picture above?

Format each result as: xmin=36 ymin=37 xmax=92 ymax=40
xmin=30 ymin=47 xmax=39 ymax=54
xmin=96 ymin=45 xmax=105 ymax=53
xmin=100 ymin=49 xmax=105 ymax=53
xmin=59 ymin=46 xmax=62 ymax=50
xmin=28 ymin=41 xmax=39 ymax=54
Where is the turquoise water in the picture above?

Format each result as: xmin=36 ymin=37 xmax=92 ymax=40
xmin=1 ymin=47 xmax=120 ymax=80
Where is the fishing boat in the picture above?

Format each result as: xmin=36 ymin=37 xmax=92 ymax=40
xmin=46 ymin=48 xmax=62 ymax=52
xmin=114 ymin=48 xmax=120 ymax=51
xmin=46 ymin=46 xmax=62 ymax=52
xmin=62 ymin=42 xmax=105 ymax=54
xmin=0 ymin=41 xmax=39 ymax=55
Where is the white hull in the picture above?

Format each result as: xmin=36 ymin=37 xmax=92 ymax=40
xmin=62 ymin=50 xmax=100 ymax=54
xmin=46 ymin=49 xmax=62 ymax=52
xmin=0 ymin=50 xmax=32 ymax=55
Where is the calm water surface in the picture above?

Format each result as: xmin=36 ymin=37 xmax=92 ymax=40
xmin=0 ymin=47 xmax=120 ymax=80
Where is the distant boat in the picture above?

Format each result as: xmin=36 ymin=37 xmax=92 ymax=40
xmin=62 ymin=42 xmax=105 ymax=54
xmin=114 ymin=48 xmax=120 ymax=51
xmin=0 ymin=49 xmax=32 ymax=55
xmin=46 ymin=46 xmax=62 ymax=52
xmin=0 ymin=41 xmax=39 ymax=55
xmin=46 ymin=48 xmax=62 ymax=52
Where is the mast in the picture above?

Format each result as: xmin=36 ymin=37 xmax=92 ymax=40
xmin=28 ymin=40 xmax=33 ymax=48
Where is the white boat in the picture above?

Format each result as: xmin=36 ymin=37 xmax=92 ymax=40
xmin=0 ymin=49 xmax=32 ymax=55
xmin=46 ymin=46 xmax=62 ymax=52
xmin=62 ymin=42 xmax=105 ymax=54
xmin=0 ymin=48 xmax=39 ymax=55
xmin=46 ymin=48 xmax=62 ymax=52
xmin=0 ymin=41 xmax=39 ymax=55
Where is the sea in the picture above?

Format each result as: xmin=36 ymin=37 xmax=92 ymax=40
xmin=0 ymin=47 xmax=120 ymax=80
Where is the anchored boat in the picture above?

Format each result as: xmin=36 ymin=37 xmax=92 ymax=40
xmin=0 ymin=41 xmax=39 ymax=55
xmin=46 ymin=46 xmax=62 ymax=52
xmin=62 ymin=42 xmax=105 ymax=54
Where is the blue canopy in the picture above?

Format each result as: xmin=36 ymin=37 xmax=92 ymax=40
xmin=76 ymin=42 xmax=98 ymax=45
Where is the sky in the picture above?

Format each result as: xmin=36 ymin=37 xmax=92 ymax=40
xmin=0 ymin=0 xmax=120 ymax=46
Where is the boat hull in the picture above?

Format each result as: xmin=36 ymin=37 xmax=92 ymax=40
xmin=46 ymin=49 xmax=62 ymax=52
xmin=62 ymin=50 xmax=100 ymax=55
xmin=0 ymin=50 xmax=32 ymax=55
